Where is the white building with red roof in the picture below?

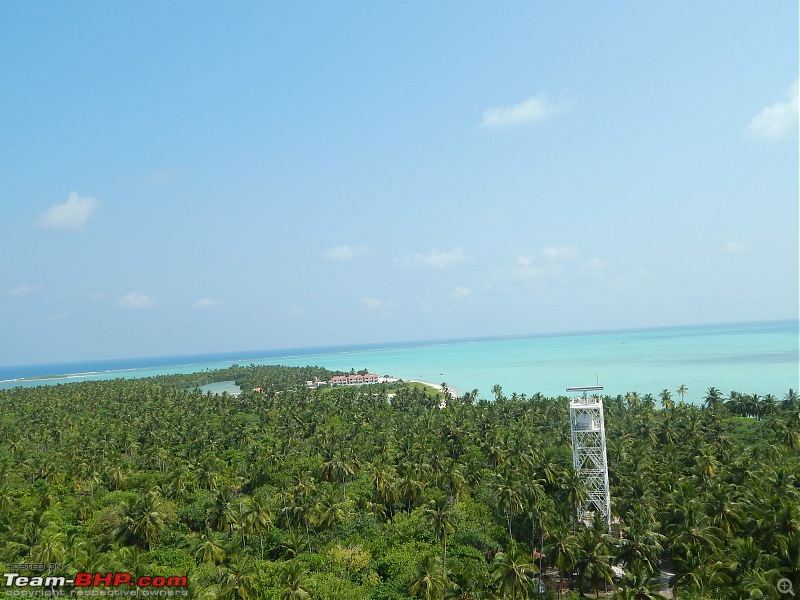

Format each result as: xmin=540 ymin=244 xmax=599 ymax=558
xmin=328 ymin=373 xmax=381 ymax=386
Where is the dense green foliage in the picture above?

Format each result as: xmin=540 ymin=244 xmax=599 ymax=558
xmin=0 ymin=368 xmax=798 ymax=599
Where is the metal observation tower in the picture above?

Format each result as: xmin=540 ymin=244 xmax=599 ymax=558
xmin=567 ymin=386 xmax=611 ymax=532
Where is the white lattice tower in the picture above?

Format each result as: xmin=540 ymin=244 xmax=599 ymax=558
xmin=568 ymin=386 xmax=611 ymax=532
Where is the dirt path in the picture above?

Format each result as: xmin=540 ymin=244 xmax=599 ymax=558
xmin=658 ymin=559 xmax=675 ymax=599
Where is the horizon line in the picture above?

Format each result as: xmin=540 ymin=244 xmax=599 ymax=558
xmin=2 ymin=317 xmax=796 ymax=373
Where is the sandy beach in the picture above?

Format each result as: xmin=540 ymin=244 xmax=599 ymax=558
xmin=407 ymin=380 xmax=459 ymax=401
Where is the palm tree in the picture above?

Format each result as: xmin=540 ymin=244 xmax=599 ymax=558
xmin=199 ymin=469 xmax=222 ymax=493
xmin=165 ymin=463 xmax=194 ymax=501
xmin=441 ymin=459 xmax=467 ymax=500
xmin=440 ymin=383 xmax=450 ymax=405
xmin=703 ymin=485 xmax=743 ymax=535
xmin=285 ymin=479 xmax=318 ymax=551
xmin=625 ymin=392 xmax=640 ymax=409
xmin=281 ymin=529 xmax=306 ymax=559
xmin=776 ymin=532 xmax=800 ymax=591
xmin=615 ymin=565 xmax=664 ymax=600
xmin=759 ymin=394 xmax=777 ymax=418
xmin=323 ymin=449 xmax=359 ymax=499
xmin=492 ymin=545 xmax=539 ymax=599
xmin=743 ymin=394 xmax=759 ymax=418
xmin=188 ymin=581 xmax=221 ymax=600
xmin=409 ymin=554 xmax=448 ymax=600
xmin=493 ymin=474 xmax=525 ymax=543
xmin=317 ymin=490 xmax=348 ymax=531
xmin=574 ymin=528 xmax=614 ymax=598
xmin=398 ymin=472 xmax=425 ymax=513
xmin=369 ymin=462 xmax=398 ymax=520
xmin=208 ymin=487 xmax=239 ymax=532
xmin=703 ymin=387 xmax=723 ymax=411
xmin=29 ymin=525 xmax=67 ymax=565
xmin=617 ymin=527 xmax=665 ymax=575
xmin=770 ymin=418 xmax=799 ymax=450
xmin=559 ymin=468 xmax=588 ymax=522
xmin=782 ymin=388 xmax=798 ymax=410
xmin=526 ymin=488 xmax=552 ymax=560
xmin=67 ymin=537 xmax=105 ymax=573
xmin=492 ymin=384 xmax=506 ymax=402
xmin=105 ymin=464 xmax=126 ymax=491
xmin=695 ymin=449 xmax=720 ymax=481
xmin=721 ymin=536 xmax=780 ymax=591
xmin=659 ymin=389 xmax=674 ymax=411
xmin=193 ymin=528 xmax=227 ymax=565
xmin=108 ymin=546 xmax=149 ymax=580
xmin=672 ymin=560 xmax=729 ymax=598
xmin=676 ymin=385 xmax=688 ymax=404
xmin=219 ymin=554 xmax=257 ymax=600
xmin=667 ymin=517 xmax=725 ymax=573
xmin=546 ymin=529 xmax=579 ymax=597
xmin=113 ymin=490 xmax=168 ymax=551
xmin=424 ymin=493 xmax=457 ymax=572
xmin=243 ymin=495 xmax=273 ymax=559
xmin=279 ymin=561 xmax=310 ymax=600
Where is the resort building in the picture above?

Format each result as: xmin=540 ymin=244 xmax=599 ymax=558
xmin=328 ymin=373 xmax=381 ymax=386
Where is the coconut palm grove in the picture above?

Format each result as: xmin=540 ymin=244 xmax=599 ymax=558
xmin=1 ymin=365 xmax=798 ymax=598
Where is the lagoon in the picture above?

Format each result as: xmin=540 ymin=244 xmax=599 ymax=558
xmin=198 ymin=380 xmax=242 ymax=396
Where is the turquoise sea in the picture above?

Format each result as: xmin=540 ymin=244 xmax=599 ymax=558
xmin=1 ymin=320 xmax=797 ymax=403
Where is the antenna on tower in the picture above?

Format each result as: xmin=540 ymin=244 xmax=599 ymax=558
xmin=567 ymin=386 xmax=611 ymax=532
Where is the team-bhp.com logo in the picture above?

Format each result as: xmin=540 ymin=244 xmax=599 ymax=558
xmin=4 ymin=572 xmax=188 ymax=597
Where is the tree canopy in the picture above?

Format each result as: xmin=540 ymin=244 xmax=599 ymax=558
xmin=0 ymin=367 xmax=797 ymax=598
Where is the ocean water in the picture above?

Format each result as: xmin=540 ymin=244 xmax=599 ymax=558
xmin=1 ymin=320 xmax=797 ymax=404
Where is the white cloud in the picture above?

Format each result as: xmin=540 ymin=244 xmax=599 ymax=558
xmin=518 ymin=246 xmax=579 ymax=266
xmin=396 ymin=247 xmax=467 ymax=269
xmin=746 ymin=79 xmax=799 ymax=139
xmin=118 ymin=291 xmax=154 ymax=309
xmin=324 ymin=245 xmax=367 ymax=261
xmin=453 ymin=286 xmax=472 ymax=299
xmin=193 ymin=298 xmax=222 ymax=309
xmin=8 ymin=284 xmax=41 ymax=297
xmin=422 ymin=248 xmax=467 ymax=268
xmin=37 ymin=192 xmax=100 ymax=230
xmin=489 ymin=264 xmax=551 ymax=291
xmin=481 ymin=93 xmax=566 ymax=128
xmin=516 ymin=254 xmax=536 ymax=267
xmin=542 ymin=245 xmax=579 ymax=260
xmin=581 ymin=257 xmax=609 ymax=276
xmin=359 ymin=298 xmax=383 ymax=311
xmin=493 ymin=246 xmax=586 ymax=288
xmin=723 ymin=241 xmax=745 ymax=254
xmin=517 ymin=263 xmax=561 ymax=279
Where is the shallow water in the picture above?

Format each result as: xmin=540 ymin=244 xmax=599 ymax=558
xmin=198 ymin=380 xmax=242 ymax=396
xmin=1 ymin=320 xmax=797 ymax=404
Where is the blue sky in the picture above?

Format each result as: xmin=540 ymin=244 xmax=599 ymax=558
xmin=1 ymin=2 xmax=798 ymax=365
